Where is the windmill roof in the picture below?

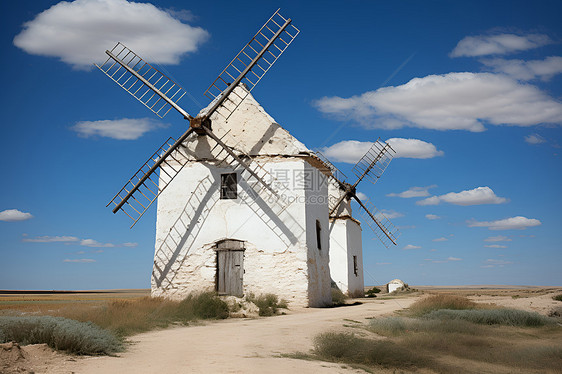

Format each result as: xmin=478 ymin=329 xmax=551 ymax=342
xmin=182 ymin=86 xmax=312 ymax=158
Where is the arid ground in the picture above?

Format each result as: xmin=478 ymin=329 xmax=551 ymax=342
xmin=1 ymin=286 xmax=561 ymax=373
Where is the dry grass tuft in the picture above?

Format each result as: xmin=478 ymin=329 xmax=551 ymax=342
xmin=407 ymin=294 xmax=479 ymax=316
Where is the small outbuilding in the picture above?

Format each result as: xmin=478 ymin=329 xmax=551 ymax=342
xmin=386 ymin=279 xmax=406 ymax=293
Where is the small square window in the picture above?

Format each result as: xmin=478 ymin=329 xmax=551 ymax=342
xmin=220 ymin=173 xmax=237 ymax=199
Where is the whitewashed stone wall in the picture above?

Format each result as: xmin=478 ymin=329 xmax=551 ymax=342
xmin=151 ymin=158 xmax=332 ymax=307
xmin=329 ymin=217 xmax=364 ymax=297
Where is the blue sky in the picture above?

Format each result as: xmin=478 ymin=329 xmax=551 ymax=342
xmin=1 ymin=0 xmax=561 ymax=290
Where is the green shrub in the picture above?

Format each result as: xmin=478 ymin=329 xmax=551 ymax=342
xmin=246 ymin=293 xmax=288 ymax=316
xmin=365 ymin=287 xmax=381 ymax=298
xmin=0 ymin=316 xmax=121 ymax=355
xmin=423 ymin=308 xmax=553 ymax=327
xmin=178 ymin=292 xmax=229 ymax=320
xmin=331 ymin=288 xmax=347 ymax=306
xmin=553 ymin=294 xmax=562 ymax=302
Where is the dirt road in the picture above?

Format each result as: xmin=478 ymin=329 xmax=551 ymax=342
xmin=48 ymin=296 xmax=417 ymax=374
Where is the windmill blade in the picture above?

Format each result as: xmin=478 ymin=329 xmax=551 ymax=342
xmin=96 ymin=42 xmax=192 ymax=119
xmin=107 ymin=128 xmax=195 ymax=227
xmin=352 ymin=139 xmax=395 ymax=185
xmin=203 ymin=9 xmax=299 ymax=121
xmin=353 ymin=195 xmax=400 ymax=248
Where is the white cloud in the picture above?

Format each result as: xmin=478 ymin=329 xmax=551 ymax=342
xmin=483 ymin=259 xmax=513 ymax=266
xmin=388 ymin=185 xmax=436 ymax=198
xmin=468 ymin=216 xmax=541 ymax=230
xmin=122 ymin=242 xmax=138 ymax=247
xmin=524 ymin=134 xmax=546 ymax=145
xmin=450 ymin=33 xmax=551 ymax=57
xmin=23 ymin=235 xmax=79 ymax=243
xmin=481 ymin=56 xmax=562 ymax=81
xmin=321 ymin=138 xmax=442 ymax=163
xmin=403 ymin=244 xmax=421 ymax=250
xmin=13 ymin=0 xmax=209 ymax=69
xmin=80 ymin=239 xmax=115 ymax=248
xmin=485 ymin=244 xmax=507 ymax=248
xmin=417 ymin=187 xmax=507 ymax=206
xmin=0 ymin=209 xmax=33 ymax=222
xmin=378 ymin=210 xmax=404 ymax=219
xmin=425 ymin=214 xmax=441 ymax=220
xmin=356 ymin=192 xmax=368 ymax=201
xmin=386 ymin=138 xmax=444 ymax=159
xmin=63 ymin=259 xmax=96 ymax=263
xmin=314 ymin=73 xmax=562 ymax=131
xmin=72 ymin=118 xmax=168 ymax=140
xmin=433 ymin=237 xmax=448 ymax=242
xmin=484 ymin=235 xmax=512 ymax=242
xmin=447 ymin=257 xmax=462 ymax=261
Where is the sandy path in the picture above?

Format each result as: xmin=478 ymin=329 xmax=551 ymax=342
xmin=49 ymin=297 xmax=417 ymax=374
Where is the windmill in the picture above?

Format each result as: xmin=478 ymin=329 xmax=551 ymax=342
xmin=316 ymin=139 xmax=400 ymax=249
xmin=95 ymin=9 xmax=299 ymax=227
xmin=94 ymin=9 xmax=399 ymax=304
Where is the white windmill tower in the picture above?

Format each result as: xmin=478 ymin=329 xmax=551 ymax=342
xmin=96 ymin=10 xmax=399 ymax=306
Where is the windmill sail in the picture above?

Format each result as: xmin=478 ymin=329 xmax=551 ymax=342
xmin=95 ymin=42 xmax=190 ymax=119
xmin=203 ymin=9 xmax=299 ymax=121
xmin=354 ymin=196 xmax=400 ymax=248
xmin=107 ymin=131 xmax=194 ymax=227
xmin=99 ymin=10 xmax=301 ymax=227
xmin=352 ymin=139 xmax=395 ymax=185
xmin=322 ymin=138 xmax=399 ymax=246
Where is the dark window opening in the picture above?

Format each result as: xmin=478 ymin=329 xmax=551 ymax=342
xmin=316 ymin=220 xmax=322 ymax=250
xmin=220 ymin=173 xmax=237 ymax=199
xmin=353 ymin=255 xmax=358 ymax=276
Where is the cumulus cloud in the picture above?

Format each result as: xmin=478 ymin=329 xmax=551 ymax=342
xmin=314 ymin=73 xmax=562 ymax=131
xmin=321 ymin=139 xmax=442 ymax=164
xmin=23 ymin=235 xmax=79 ymax=243
xmin=386 ymin=138 xmax=444 ymax=159
xmin=387 ymin=185 xmax=437 ymax=198
xmin=483 ymin=258 xmax=513 ymax=267
xmin=524 ymin=134 xmax=546 ymax=145
xmin=0 ymin=209 xmax=33 ymax=222
xmin=425 ymin=214 xmax=441 ymax=220
xmin=63 ymin=259 xmax=96 ymax=263
xmin=485 ymin=244 xmax=507 ymax=248
xmin=13 ymin=0 xmax=209 ymax=69
xmin=468 ymin=216 xmax=541 ymax=230
xmin=417 ymin=187 xmax=507 ymax=206
xmin=72 ymin=118 xmax=168 ymax=140
xmin=481 ymin=56 xmax=562 ymax=81
xmin=378 ymin=210 xmax=404 ymax=219
xmin=322 ymin=138 xmax=443 ymax=164
xmin=80 ymin=239 xmax=115 ymax=248
xmin=433 ymin=237 xmax=448 ymax=242
xmin=484 ymin=235 xmax=512 ymax=242
xmin=403 ymin=244 xmax=421 ymax=250
xmin=450 ymin=33 xmax=551 ymax=57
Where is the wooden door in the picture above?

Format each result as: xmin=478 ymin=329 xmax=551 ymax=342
xmin=217 ymin=250 xmax=244 ymax=297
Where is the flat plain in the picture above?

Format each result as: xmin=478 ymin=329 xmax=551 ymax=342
xmin=1 ymin=286 xmax=561 ymax=373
